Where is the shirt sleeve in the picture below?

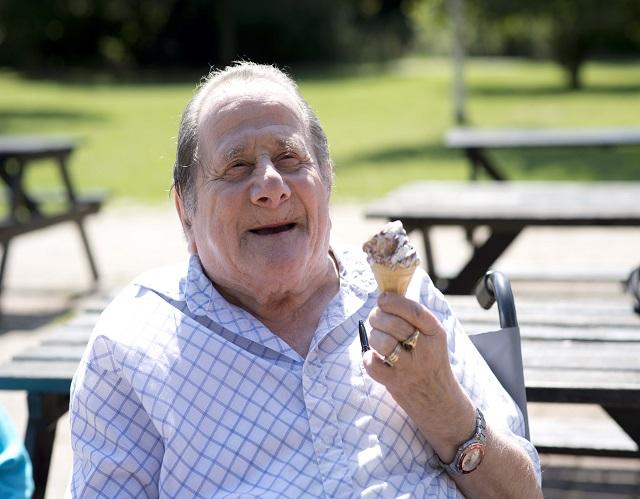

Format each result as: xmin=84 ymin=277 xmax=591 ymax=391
xmin=416 ymin=271 xmax=542 ymax=485
xmin=69 ymin=336 xmax=164 ymax=498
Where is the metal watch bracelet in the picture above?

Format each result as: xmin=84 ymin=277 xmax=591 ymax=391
xmin=436 ymin=407 xmax=487 ymax=476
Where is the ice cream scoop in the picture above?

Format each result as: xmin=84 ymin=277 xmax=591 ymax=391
xmin=362 ymin=220 xmax=420 ymax=295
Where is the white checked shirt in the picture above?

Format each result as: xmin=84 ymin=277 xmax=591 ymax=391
xmin=70 ymin=245 xmax=540 ymax=498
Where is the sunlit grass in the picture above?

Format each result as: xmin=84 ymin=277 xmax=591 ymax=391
xmin=1 ymin=57 xmax=639 ymax=204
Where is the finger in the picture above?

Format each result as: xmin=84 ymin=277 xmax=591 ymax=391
xmin=401 ymin=330 xmax=420 ymax=351
xmin=362 ymin=347 xmax=410 ymax=386
xmin=378 ymin=292 xmax=442 ymax=337
xmin=369 ymin=306 xmax=416 ymax=343
xmin=368 ymin=327 xmax=400 ymax=358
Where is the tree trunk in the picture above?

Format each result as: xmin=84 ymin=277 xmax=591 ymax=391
xmin=448 ymin=0 xmax=467 ymax=124
xmin=566 ymin=60 xmax=583 ymax=90
xmin=216 ymin=0 xmax=236 ymax=66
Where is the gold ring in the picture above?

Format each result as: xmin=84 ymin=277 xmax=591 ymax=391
xmin=383 ymin=342 xmax=403 ymax=367
xmin=401 ymin=330 xmax=420 ymax=351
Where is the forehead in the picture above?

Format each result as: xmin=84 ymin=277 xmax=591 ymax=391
xmin=198 ymin=79 xmax=308 ymax=158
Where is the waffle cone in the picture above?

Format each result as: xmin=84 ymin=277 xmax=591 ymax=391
xmin=371 ymin=262 xmax=418 ymax=296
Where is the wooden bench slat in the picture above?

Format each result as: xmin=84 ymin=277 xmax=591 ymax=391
xmin=454 ymin=307 xmax=640 ymax=331
xmin=445 ymin=127 xmax=640 ymax=149
xmin=525 ymin=367 xmax=640 ymax=395
xmin=0 ymin=197 xmax=105 ymax=241
xmin=41 ymin=329 xmax=93 ymax=346
xmin=531 ymin=415 xmax=639 ymax=455
xmin=0 ymin=361 xmax=78 ymax=393
xmin=65 ymin=312 xmax=100 ymax=328
xmin=449 ymin=295 xmax=635 ymax=311
xmin=449 ymin=296 xmax=640 ymax=328
xmin=459 ymin=312 xmax=640 ymax=328
xmin=448 ymin=295 xmax=640 ymax=344
xmin=522 ymin=341 xmax=640 ymax=371
xmin=465 ymin=323 xmax=640 ymax=342
xmin=12 ymin=346 xmax=86 ymax=362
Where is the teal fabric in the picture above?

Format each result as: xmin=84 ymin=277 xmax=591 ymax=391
xmin=0 ymin=405 xmax=34 ymax=499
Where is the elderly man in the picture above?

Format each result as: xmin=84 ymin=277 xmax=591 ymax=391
xmin=70 ymin=62 xmax=541 ymax=497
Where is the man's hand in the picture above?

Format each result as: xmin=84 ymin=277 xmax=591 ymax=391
xmin=361 ymin=292 xmax=543 ymax=498
xmin=362 ymin=292 xmax=476 ymax=462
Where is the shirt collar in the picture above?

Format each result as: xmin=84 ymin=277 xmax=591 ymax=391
xmin=182 ymin=245 xmax=377 ymax=312
xmin=137 ymin=247 xmax=378 ymax=358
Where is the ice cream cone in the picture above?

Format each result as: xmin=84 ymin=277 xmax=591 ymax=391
xmin=371 ymin=261 xmax=418 ymax=296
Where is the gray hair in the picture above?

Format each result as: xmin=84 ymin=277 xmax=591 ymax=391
xmin=172 ymin=61 xmax=333 ymax=216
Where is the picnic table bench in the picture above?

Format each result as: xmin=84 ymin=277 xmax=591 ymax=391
xmin=0 ymin=292 xmax=639 ymax=497
xmin=445 ymin=126 xmax=640 ymax=180
xmin=365 ymin=180 xmax=640 ymax=294
xmin=0 ymin=135 xmax=107 ymax=293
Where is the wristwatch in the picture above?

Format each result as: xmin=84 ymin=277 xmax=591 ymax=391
xmin=437 ymin=408 xmax=487 ymax=475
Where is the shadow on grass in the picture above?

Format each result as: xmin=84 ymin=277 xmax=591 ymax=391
xmin=342 ymin=142 xmax=455 ymax=167
xmin=3 ymin=66 xmax=205 ymax=88
xmin=10 ymin=61 xmax=401 ymax=87
xmin=292 ymin=60 xmax=403 ymax=81
xmin=0 ymin=108 xmax=107 ymax=133
xmin=470 ymin=83 xmax=640 ymax=98
xmin=338 ymin=140 xmax=640 ymax=182
xmin=492 ymin=148 xmax=640 ymax=181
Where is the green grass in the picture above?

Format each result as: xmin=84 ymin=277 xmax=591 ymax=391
xmin=1 ymin=57 xmax=639 ymax=204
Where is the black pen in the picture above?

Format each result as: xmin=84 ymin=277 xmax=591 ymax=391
xmin=358 ymin=320 xmax=370 ymax=353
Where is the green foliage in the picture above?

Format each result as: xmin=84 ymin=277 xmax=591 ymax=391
xmin=407 ymin=0 xmax=640 ymax=90
xmin=458 ymin=0 xmax=640 ymax=89
xmin=0 ymin=0 xmax=416 ymax=72
xmin=0 ymin=58 xmax=639 ymax=205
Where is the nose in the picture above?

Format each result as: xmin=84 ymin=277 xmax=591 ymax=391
xmin=250 ymin=162 xmax=291 ymax=208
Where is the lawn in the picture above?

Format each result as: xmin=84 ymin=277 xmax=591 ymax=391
xmin=1 ymin=57 xmax=639 ymax=204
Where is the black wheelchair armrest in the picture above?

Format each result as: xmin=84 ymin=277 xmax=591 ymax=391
xmin=475 ymin=271 xmax=519 ymax=329
xmin=626 ymin=266 xmax=640 ymax=314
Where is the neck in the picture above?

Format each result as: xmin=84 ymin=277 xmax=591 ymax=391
xmin=215 ymin=253 xmax=340 ymax=355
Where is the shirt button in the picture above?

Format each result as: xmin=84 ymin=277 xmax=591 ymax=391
xmin=320 ymin=426 xmax=337 ymax=445
xmin=305 ymin=362 xmax=321 ymax=377
xmin=312 ymin=381 xmax=327 ymax=398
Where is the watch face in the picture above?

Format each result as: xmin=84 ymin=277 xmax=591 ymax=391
xmin=460 ymin=443 xmax=484 ymax=473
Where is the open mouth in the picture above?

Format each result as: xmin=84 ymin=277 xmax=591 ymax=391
xmin=249 ymin=223 xmax=296 ymax=235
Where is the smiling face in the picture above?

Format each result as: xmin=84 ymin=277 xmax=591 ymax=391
xmin=176 ymin=78 xmax=333 ymax=303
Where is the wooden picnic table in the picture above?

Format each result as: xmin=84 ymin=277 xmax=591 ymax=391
xmin=365 ymin=180 xmax=640 ymax=294
xmin=0 ymin=135 xmax=106 ymax=293
xmin=0 ymin=294 xmax=638 ymax=497
xmin=445 ymin=127 xmax=640 ymax=180
xmin=449 ymin=294 xmax=640 ymax=459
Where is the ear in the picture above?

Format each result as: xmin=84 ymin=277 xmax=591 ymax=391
xmin=174 ymin=191 xmax=197 ymax=255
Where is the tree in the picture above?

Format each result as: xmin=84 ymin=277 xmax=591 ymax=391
xmin=465 ymin=0 xmax=640 ymax=89
xmin=0 ymin=0 xmax=417 ymax=73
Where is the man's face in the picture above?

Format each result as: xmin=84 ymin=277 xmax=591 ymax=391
xmin=177 ymin=79 xmax=332 ymax=299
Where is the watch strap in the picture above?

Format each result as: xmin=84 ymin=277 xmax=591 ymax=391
xmin=436 ymin=407 xmax=487 ymax=476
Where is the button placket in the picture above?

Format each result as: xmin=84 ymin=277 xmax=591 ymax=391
xmin=303 ymin=352 xmax=354 ymax=497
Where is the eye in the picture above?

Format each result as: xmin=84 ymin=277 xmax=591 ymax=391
xmin=230 ymin=160 xmax=249 ymax=168
xmin=224 ymin=161 xmax=253 ymax=179
xmin=276 ymin=152 xmax=302 ymax=170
